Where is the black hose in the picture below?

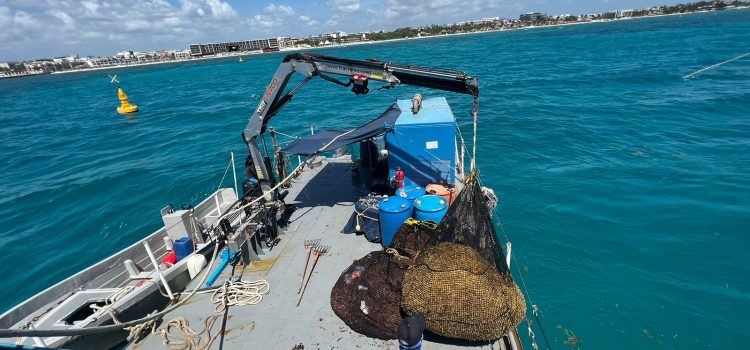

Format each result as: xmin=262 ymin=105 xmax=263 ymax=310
xmin=217 ymin=262 xmax=238 ymax=350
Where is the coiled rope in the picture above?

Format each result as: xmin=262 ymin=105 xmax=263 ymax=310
xmin=155 ymin=280 xmax=270 ymax=350
xmin=353 ymin=197 xmax=380 ymax=229
xmin=209 ymin=280 xmax=270 ymax=313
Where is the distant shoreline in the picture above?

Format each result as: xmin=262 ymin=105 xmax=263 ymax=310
xmin=286 ymin=6 xmax=749 ymax=51
xmin=23 ymin=6 xmax=745 ymax=76
xmin=47 ymin=52 xmax=259 ymax=75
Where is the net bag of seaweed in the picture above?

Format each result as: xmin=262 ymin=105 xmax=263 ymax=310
xmin=401 ymin=175 xmax=526 ymax=341
xmin=330 ymin=223 xmax=434 ymax=339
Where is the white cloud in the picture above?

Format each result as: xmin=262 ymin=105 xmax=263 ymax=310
xmin=249 ymin=13 xmax=282 ymax=28
xmin=206 ymin=0 xmax=237 ymax=19
xmin=245 ymin=3 xmax=300 ymax=32
xmin=0 ymin=0 xmax=245 ymax=60
xmin=266 ymin=3 xmax=296 ymax=16
xmin=298 ymin=15 xmax=319 ymax=26
xmin=78 ymin=1 xmax=104 ymax=19
xmin=164 ymin=16 xmax=183 ymax=26
xmin=13 ymin=10 xmax=37 ymax=27
xmin=328 ymin=0 xmax=360 ymax=13
xmin=124 ymin=19 xmax=152 ymax=32
xmin=0 ymin=7 xmax=12 ymax=27
xmin=46 ymin=9 xmax=76 ymax=29
xmin=0 ymin=0 xmax=633 ymax=60
xmin=378 ymin=0 xmax=501 ymax=23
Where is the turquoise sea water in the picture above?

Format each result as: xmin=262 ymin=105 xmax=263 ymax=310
xmin=1 ymin=9 xmax=749 ymax=349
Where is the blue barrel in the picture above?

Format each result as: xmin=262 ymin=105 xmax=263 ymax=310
xmin=396 ymin=184 xmax=426 ymax=210
xmin=173 ymin=237 xmax=194 ymax=262
xmin=414 ymin=195 xmax=449 ymax=223
xmin=378 ymin=196 xmax=412 ymax=247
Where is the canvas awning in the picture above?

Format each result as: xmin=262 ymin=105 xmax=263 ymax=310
xmin=282 ymin=102 xmax=402 ymax=156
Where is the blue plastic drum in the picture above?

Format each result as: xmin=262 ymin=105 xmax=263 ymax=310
xmin=378 ymin=196 xmax=411 ymax=247
xmin=414 ymin=195 xmax=449 ymax=223
xmin=396 ymin=184 xmax=426 ymax=210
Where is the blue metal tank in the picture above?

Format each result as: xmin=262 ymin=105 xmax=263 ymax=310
xmin=414 ymin=195 xmax=449 ymax=223
xmin=396 ymin=184 xmax=426 ymax=210
xmin=385 ymin=97 xmax=457 ymax=187
xmin=378 ymin=196 xmax=412 ymax=247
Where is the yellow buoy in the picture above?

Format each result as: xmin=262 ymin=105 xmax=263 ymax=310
xmin=116 ymin=88 xmax=139 ymax=114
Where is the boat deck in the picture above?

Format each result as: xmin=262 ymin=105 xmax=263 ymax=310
xmin=127 ymin=157 xmax=506 ymax=350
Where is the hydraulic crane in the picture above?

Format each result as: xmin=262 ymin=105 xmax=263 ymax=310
xmin=242 ymin=52 xmax=479 ymax=197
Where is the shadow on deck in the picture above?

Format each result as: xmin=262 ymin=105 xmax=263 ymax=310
xmin=289 ymin=162 xmax=360 ymax=209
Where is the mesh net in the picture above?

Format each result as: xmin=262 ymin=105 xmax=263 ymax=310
xmin=402 ymin=242 xmax=526 ymax=340
xmin=427 ymin=175 xmax=508 ymax=273
xmin=401 ymin=175 xmax=527 ymax=341
xmin=330 ymin=223 xmax=434 ymax=339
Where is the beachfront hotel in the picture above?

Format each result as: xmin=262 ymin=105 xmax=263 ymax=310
xmin=189 ymin=37 xmax=288 ymax=56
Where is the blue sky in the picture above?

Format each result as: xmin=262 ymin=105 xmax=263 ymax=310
xmin=0 ymin=0 xmax=683 ymax=61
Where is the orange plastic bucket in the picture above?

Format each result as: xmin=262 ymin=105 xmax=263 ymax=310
xmin=425 ymin=184 xmax=457 ymax=206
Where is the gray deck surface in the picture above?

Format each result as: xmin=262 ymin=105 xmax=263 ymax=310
xmin=127 ymin=157 xmax=504 ymax=350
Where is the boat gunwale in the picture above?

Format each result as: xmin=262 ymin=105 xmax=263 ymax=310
xmin=0 ymin=188 xmax=236 ymax=330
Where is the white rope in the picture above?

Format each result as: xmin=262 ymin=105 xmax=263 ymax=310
xmin=456 ymin=122 xmax=468 ymax=175
xmin=481 ymin=174 xmax=547 ymax=349
xmin=527 ymin=318 xmax=540 ymax=350
xmin=683 ymin=51 xmax=750 ymax=79
xmin=215 ymin=158 xmax=232 ymax=190
xmin=158 ymin=314 xmax=223 ymax=350
xmin=474 ymin=172 xmax=543 ymax=348
xmin=274 ymin=130 xmax=301 ymax=139
xmin=124 ymin=316 xmax=157 ymax=342
xmin=471 ymin=109 xmax=478 ymax=172
xmin=354 ymin=196 xmax=380 ymax=222
xmin=90 ymin=305 xmax=122 ymax=324
xmin=209 ymin=280 xmax=270 ymax=313
xmin=83 ymin=285 xmax=137 ymax=329
xmin=318 ymin=128 xmax=357 ymax=152
xmin=2 ymin=213 xmax=227 ymax=339
xmin=354 ymin=209 xmax=378 ymax=222
xmin=106 ymin=286 xmax=135 ymax=305
xmin=156 ymin=280 xmax=269 ymax=350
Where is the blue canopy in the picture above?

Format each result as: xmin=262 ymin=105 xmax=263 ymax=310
xmin=282 ymin=102 xmax=402 ymax=156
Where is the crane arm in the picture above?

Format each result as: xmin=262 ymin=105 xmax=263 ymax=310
xmin=241 ymin=52 xmax=478 ymax=187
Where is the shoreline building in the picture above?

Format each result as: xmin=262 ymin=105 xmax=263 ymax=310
xmin=189 ymin=37 xmax=283 ymax=56
xmin=520 ymin=12 xmax=547 ymax=22
xmin=616 ymin=9 xmax=634 ymax=18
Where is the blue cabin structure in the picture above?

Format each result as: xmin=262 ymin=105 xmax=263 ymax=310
xmin=386 ymin=96 xmax=456 ymax=187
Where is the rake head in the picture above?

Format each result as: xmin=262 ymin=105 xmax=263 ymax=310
xmin=314 ymin=245 xmax=330 ymax=255
xmin=304 ymin=239 xmax=320 ymax=248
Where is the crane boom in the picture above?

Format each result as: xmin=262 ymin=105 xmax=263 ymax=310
xmin=241 ymin=52 xmax=478 ymax=192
